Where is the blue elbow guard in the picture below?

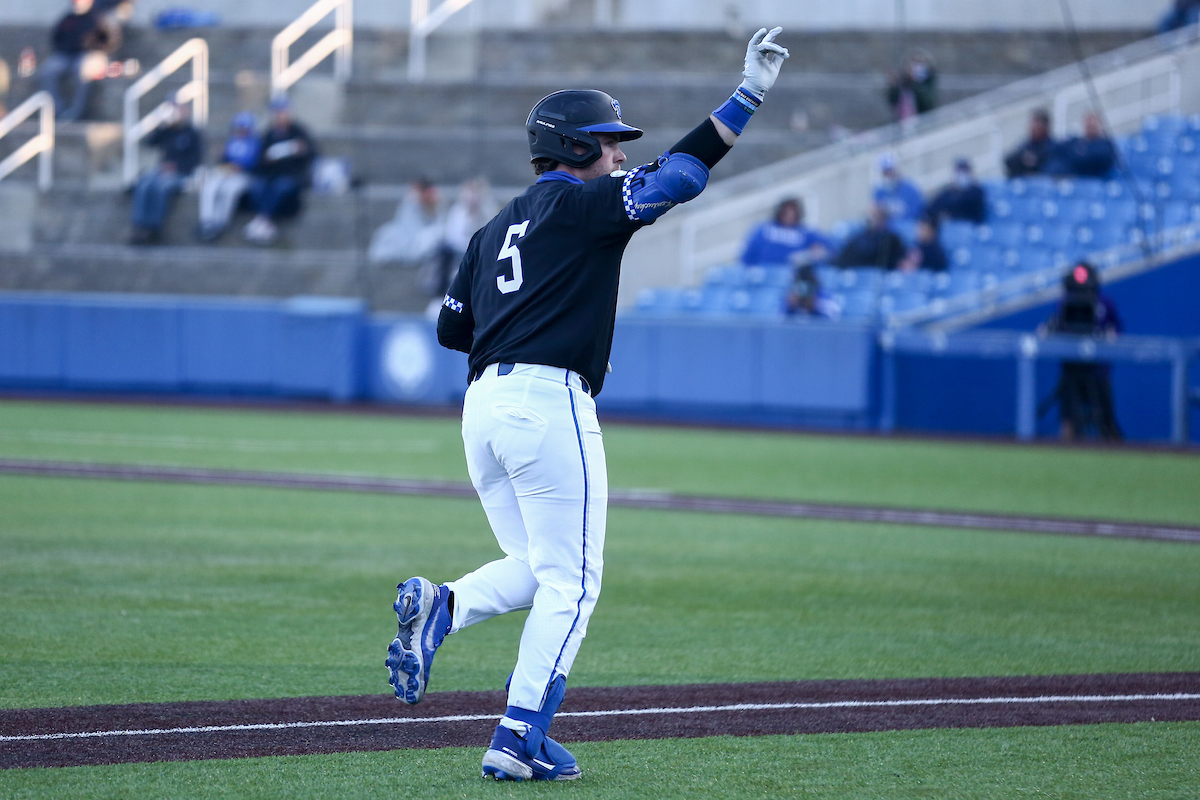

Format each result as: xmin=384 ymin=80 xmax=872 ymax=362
xmin=621 ymin=152 xmax=710 ymax=223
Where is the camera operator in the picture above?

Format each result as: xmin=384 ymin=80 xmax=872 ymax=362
xmin=1039 ymin=261 xmax=1123 ymax=441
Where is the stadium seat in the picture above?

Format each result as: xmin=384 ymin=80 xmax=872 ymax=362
xmin=1051 ymin=198 xmax=1091 ymax=225
xmin=835 ymin=267 xmax=884 ymax=293
xmin=635 ymin=287 xmax=685 ymax=315
xmin=837 ymin=290 xmax=878 ymax=321
xmin=705 ymin=264 xmax=743 ymax=287
xmin=1075 ymin=224 xmax=1123 ymax=251
xmin=1057 ymin=178 xmax=1106 ymax=201
xmin=977 ymin=221 xmax=1026 ymax=248
xmin=1007 ymin=176 xmax=1057 ymax=198
xmin=939 ymin=220 xmax=977 ymax=249
xmin=892 ymin=218 xmax=918 ymax=245
xmin=1025 ymin=223 xmax=1073 ymax=250
xmin=883 ymin=269 xmax=935 ymax=294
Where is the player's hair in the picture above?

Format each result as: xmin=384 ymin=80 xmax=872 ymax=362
xmin=532 ymin=158 xmax=558 ymax=176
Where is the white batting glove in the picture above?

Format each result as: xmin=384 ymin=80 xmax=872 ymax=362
xmin=740 ymin=27 xmax=789 ymax=101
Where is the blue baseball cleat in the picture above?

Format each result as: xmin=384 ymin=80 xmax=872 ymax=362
xmin=385 ymin=577 xmax=452 ymax=704
xmin=481 ymin=722 xmax=582 ymax=781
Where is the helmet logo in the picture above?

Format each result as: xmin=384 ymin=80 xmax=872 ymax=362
xmin=611 ymin=98 xmax=621 ymax=120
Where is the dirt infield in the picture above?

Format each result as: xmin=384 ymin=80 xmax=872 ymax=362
xmin=2 ymin=458 xmax=1198 ymax=544
xmin=3 ymin=673 xmax=1198 ymax=770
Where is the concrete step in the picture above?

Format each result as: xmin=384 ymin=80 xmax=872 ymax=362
xmin=0 ymin=244 xmax=435 ymax=313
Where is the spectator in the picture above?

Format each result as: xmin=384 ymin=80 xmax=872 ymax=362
xmin=785 ymin=264 xmax=841 ymax=319
xmin=1004 ymin=108 xmax=1056 ymax=178
xmin=897 ymin=217 xmax=948 ymax=272
xmin=128 ymin=95 xmax=203 ymax=244
xmin=886 ymin=51 xmax=938 ymax=122
xmin=438 ymin=178 xmax=498 ymax=292
xmin=1050 ymin=112 xmax=1117 ymax=179
xmin=40 ymin=0 xmax=113 ymax=121
xmin=740 ymin=197 xmax=833 ymax=267
xmin=873 ymin=153 xmax=924 ymax=224
xmin=368 ymin=178 xmax=445 ymax=268
xmin=1159 ymin=0 xmax=1200 ymax=33
xmin=197 ymin=112 xmax=261 ymax=241
xmin=243 ymin=96 xmax=317 ymax=245
xmin=1039 ymin=261 xmax=1122 ymax=441
xmin=927 ymin=157 xmax=987 ymax=225
xmin=835 ymin=204 xmax=906 ymax=270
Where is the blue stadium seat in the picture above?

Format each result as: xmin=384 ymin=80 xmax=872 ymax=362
xmin=1009 ymin=247 xmax=1056 ymax=273
xmin=834 ymin=267 xmax=884 ymax=292
xmin=837 ymin=290 xmax=878 ymax=321
xmin=977 ymin=221 xmax=1026 ymax=248
xmin=990 ymin=196 xmax=1040 ymax=222
xmin=1075 ymin=225 xmax=1123 ymax=251
xmin=883 ymin=269 xmax=935 ymax=294
xmin=816 ymin=265 xmax=841 ymax=288
xmin=1143 ymin=114 xmax=1188 ymax=138
xmin=1007 ymin=176 xmax=1057 ymax=198
xmin=943 ymin=271 xmax=983 ymax=296
xmin=635 ymin=288 xmax=685 ymax=315
xmin=1090 ymin=198 xmax=1138 ymax=227
xmin=1177 ymin=135 xmax=1199 ymax=157
xmin=1050 ymin=198 xmax=1091 ymax=225
xmin=879 ymin=291 xmax=929 ymax=316
xmin=1025 ymin=223 xmax=1073 ymax=250
xmin=743 ymin=286 xmax=787 ymax=317
xmin=705 ymin=264 xmax=743 ymax=287
xmin=939 ymin=220 xmax=977 ymax=249
xmin=953 ymin=245 xmax=1005 ymax=272
xmin=1057 ymin=178 xmax=1107 ymax=201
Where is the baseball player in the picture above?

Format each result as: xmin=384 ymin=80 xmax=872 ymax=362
xmin=387 ymin=27 xmax=790 ymax=781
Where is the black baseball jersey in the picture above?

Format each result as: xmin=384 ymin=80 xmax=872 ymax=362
xmin=437 ymin=170 xmax=647 ymax=397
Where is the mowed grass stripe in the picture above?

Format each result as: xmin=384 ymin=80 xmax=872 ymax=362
xmin=2 ymin=458 xmax=1197 ymax=543
xmin=1 ymin=399 xmax=1197 ymax=525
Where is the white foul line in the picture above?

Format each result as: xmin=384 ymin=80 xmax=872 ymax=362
xmin=3 ymin=693 xmax=1198 ymax=744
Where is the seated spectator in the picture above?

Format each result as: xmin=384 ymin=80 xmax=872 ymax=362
xmin=785 ymin=264 xmax=841 ymax=319
xmin=897 ymin=217 xmax=948 ymax=272
xmin=1159 ymin=0 xmax=1200 ymax=33
xmin=1004 ymin=109 xmax=1056 ymax=178
xmin=886 ymin=51 xmax=938 ymax=122
xmin=873 ymin=153 xmax=924 ymax=225
xmin=927 ymin=157 xmax=986 ymax=225
xmin=740 ymin=197 xmax=833 ymax=267
xmin=40 ymin=0 xmax=113 ymax=121
xmin=197 ymin=112 xmax=261 ymax=241
xmin=439 ymin=178 xmax=497 ymax=292
xmin=836 ymin=204 xmax=906 ymax=270
xmin=128 ymin=95 xmax=203 ymax=244
xmin=368 ymin=178 xmax=445 ymax=268
xmin=1049 ymin=112 xmax=1117 ymax=179
xmin=243 ymin=97 xmax=317 ymax=245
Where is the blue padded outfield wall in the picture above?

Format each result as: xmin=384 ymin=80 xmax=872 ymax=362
xmin=0 ymin=293 xmax=363 ymax=401
xmin=890 ymin=252 xmax=1200 ymax=443
xmin=1 ymin=250 xmax=1196 ymax=444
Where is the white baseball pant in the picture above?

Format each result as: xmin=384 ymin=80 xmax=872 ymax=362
xmin=446 ymin=362 xmax=607 ymax=714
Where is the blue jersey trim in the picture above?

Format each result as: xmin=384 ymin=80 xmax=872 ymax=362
xmin=549 ymin=373 xmax=589 ymax=691
xmin=536 ymin=171 xmax=586 ymax=185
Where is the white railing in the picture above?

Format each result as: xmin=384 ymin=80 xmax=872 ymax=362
xmin=272 ymin=0 xmax=353 ymax=98
xmin=408 ymin=0 xmax=479 ymax=81
xmin=619 ymin=25 xmax=1200 ymax=305
xmin=0 ymin=91 xmax=54 ymax=191
xmin=123 ymin=38 xmax=208 ymax=187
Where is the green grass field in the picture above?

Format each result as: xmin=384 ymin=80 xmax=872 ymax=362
xmin=1 ymin=399 xmax=1198 ymax=798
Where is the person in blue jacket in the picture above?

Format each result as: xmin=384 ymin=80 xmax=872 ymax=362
xmin=872 ymin=152 xmax=924 ymax=225
xmin=740 ymin=197 xmax=832 ymax=266
xmin=1049 ymin=112 xmax=1117 ymax=179
xmin=197 ymin=112 xmax=262 ymax=241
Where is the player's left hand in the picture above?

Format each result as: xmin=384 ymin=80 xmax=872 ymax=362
xmin=741 ymin=26 xmax=789 ymax=101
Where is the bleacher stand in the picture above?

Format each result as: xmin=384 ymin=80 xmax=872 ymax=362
xmin=630 ymin=113 xmax=1200 ymax=327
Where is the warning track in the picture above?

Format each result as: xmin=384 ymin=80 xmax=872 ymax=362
xmin=2 ymin=458 xmax=1197 ymax=544
xmin=3 ymin=673 xmax=1199 ymax=769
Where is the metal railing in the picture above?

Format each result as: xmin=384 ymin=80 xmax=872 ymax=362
xmin=408 ymin=0 xmax=479 ymax=81
xmin=272 ymin=0 xmax=353 ymax=98
xmin=0 ymin=91 xmax=54 ymax=191
xmin=123 ymin=38 xmax=208 ymax=187
xmin=620 ymin=24 xmax=1200 ymax=304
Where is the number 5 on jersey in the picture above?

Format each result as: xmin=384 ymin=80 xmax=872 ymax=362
xmin=497 ymin=220 xmax=530 ymax=294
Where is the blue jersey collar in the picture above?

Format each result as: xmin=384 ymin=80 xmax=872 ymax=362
xmin=536 ymin=170 xmax=585 ymax=185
